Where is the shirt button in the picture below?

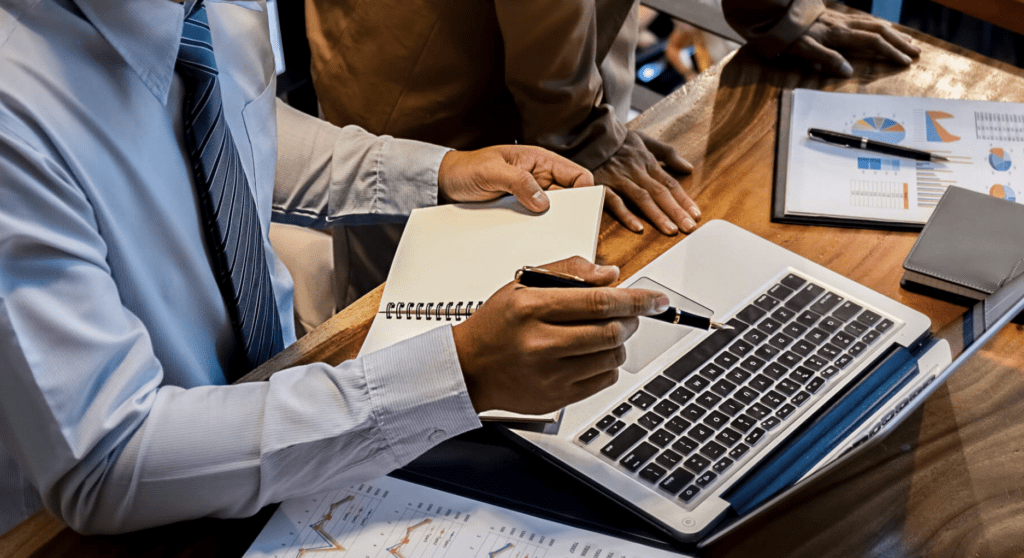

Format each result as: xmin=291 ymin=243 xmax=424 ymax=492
xmin=428 ymin=429 xmax=446 ymax=443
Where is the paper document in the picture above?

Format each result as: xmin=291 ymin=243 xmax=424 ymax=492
xmin=779 ymin=89 xmax=1024 ymax=226
xmin=242 ymin=475 xmax=690 ymax=558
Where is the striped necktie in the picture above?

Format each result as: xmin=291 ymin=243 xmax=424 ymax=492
xmin=176 ymin=1 xmax=284 ymax=378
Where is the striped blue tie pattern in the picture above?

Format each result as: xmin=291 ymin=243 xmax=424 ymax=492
xmin=177 ymin=2 xmax=284 ymax=377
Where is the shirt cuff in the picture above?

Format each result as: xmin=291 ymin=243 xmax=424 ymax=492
xmin=330 ymin=136 xmax=448 ymax=221
xmin=747 ymin=0 xmax=827 ymax=59
xmin=361 ymin=325 xmax=482 ymax=466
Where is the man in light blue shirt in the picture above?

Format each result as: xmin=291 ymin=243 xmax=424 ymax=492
xmin=0 ymin=0 xmax=668 ymax=534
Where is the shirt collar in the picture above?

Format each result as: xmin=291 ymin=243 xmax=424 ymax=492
xmin=70 ymin=0 xmax=187 ymax=104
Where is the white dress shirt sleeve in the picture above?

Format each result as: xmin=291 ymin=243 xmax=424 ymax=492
xmin=272 ymin=99 xmax=451 ymax=228
xmin=0 ymin=123 xmax=481 ymax=534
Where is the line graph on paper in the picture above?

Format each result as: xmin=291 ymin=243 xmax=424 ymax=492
xmin=290 ymin=488 xmax=382 ymax=557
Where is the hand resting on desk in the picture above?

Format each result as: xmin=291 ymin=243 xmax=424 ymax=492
xmin=786 ymin=9 xmax=921 ymax=77
xmin=452 ymin=256 xmax=671 ymax=415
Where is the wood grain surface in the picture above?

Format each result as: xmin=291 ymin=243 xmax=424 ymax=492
xmin=5 ymin=16 xmax=1024 ymax=558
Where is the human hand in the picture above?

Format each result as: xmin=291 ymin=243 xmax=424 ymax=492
xmin=593 ymin=130 xmax=699 ymax=236
xmin=785 ymin=10 xmax=921 ymax=77
xmin=438 ymin=145 xmax=594 ymax=212
xmin=452 ymin=256 xmax=670 ymax=415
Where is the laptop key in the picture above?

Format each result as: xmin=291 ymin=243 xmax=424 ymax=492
xmin=805 ymin=328 xmax=829 ymax=345
xmin=739 ymin=355 xmax=767 ymax=373
xmin=790 ymin=339 xmax=815 ymax=357
xmin=695 ymin=470 xmax=718 ymax=488
xmin=809 ymin=292 xmax=843 ymax=315
xmin=876 ymin=318 xmax=895 ymax=332
xmin=671 ymin=436 xmax=699 ymax=455
xmin=659 ymin=469 xmax=695 ymax=495
xmin=638 ymin=412 xmax=664 ymax=430
xmin=700 ymin=441 xmax=726 ymax=460
xmin=679 ymin=485 xmax=701 ymax=503
xmin=767 ymin=283 xmax=794 ymax=301
xmin=726 ymin=369 xmax=752 ymax=385
xmin=663 ymin=323 xmax=744 ymax=381
xmin=639 ymin=463 xmax=668 ymax=484
xmin=712 ymin=457 xmax=735 ymax=473
xmin=744 ymin=428 xmax=766 ymax=446
xmin=703 ymin=411 xmax=729 ymax=430
xmin=817 ymin=343 xmax=841 ymax=360
xmin=857 ymin=309 xmax=882 ymax=326
xmin=753 ymin=294 xmax=780 ymax=311
xmin=606 ymin=420 xmax=626 ymax=435
xmin=620 ymin=442 xmax=659 ymax=472
xmin=806 ymin=376 xmax=826 ymax=394
xmin=755 ymin=344 xmax=781 ymax=361
xmin=715 ymin=427 xmax=742 ymax=447
xmin=680 ymin=403 xmax=706 ymax=422
xmin=645 ymin=376 xmax=676 ymax=397
xmin=668 ymin=387 xmax=696 ymax=406
xmin=665 ymin=416 xmax=691 ymax=435
xmin=783 ymin=322 xmax=809 ymax=338
xmin=729 ymin=339 xmax=755 ymax=357
xmin=795 ymin=309 xmax=822 ymax=328
xmin=804 ymin=355 xmax=828 ymax=371
xmin=579 ymin=428 xmax=600 ymax=444
xmin=770 ymin=306 xmax=797 ymax=323
xmin=628 ymin=391 xmax=657 ymax=410
xmin=778 ymin=351 xmax=802 ymax=368
xmin=757 ymin=318 xmax=783 ymax=334
xmin=834 ymin=354 xmax=854 ymax=369
xmin=698 ymin=363 xmax=726 ymax=381
xmin=612 ymin=402 xmax=633 ymax=417
xmin=696 ymin=392 xmax=723 ymax=409
xmin=656 ymin=449 xmax=683 ymax=469
xmin=733 ymin=386 xmax=758 ymax=405
xmin=750 ymin=374 xmax=774 ymax=392
xmin=688 ymin=424 xmax=714 ymax=442
xmin=844 ymin=321 xmax=869 ymax=336
xmin=790 ymin=366 xmax=813 ymax=384
xmin=600 ymin=424 xmax=647 ymax=459
xmin=711 ymin=379 xmax=738 ymax=397
xmin=596 ymin=415 xmax=616 ymax=430
xmin=760 ymin=391 xmax=785 ymax=409
xmin=746 ymin=403 xmax=771 ymax=420
xmin=774 ymin=378 xmax=799 ymax=396
xmin=653 ymin=400 xmax=680 ymax=418
xmin=848 ymin=342 xmax=867 ymax=357
xmin=780 ymin=273 xmax=807 ymax=290
xmin=714 ymin=352 xmax=740 ymax=369
xmin=683 ymin=454 xmax=712 ymax=473
xmin=743 ymin=328 xmax=769 ymax=345
xmin=763 ymin=362 xmax=788 ymax=380
xmin=862 ymin=330 xmax=881 ymax=345
xmin=683 ymin=375 xmax=711 ymax=393
xmin=785 ymin=283 xmax=825 ymax=311
xmin=776 ymin=404 xmax=796 ymax=420
xmin=761 ymin=416 xmax=782 ymax=430
xmin=820 ymin=365 xmax=840 ymax=379
xmin=719 ymin=398 xmax=744 ymax=416
xmin=728 ymin=443 xmax=750 ymax=459
xmin=649 ymin=428 xmax=675 ymax=448
xmin=832 ymin=301 xmax=862 ymax=322
xmin=735 ymin=304 xmax=767 ymax=326
xmin=831 ymin=331 xmax=855 ymax=349
xmin=731 ymin=414 xmax=756 ymax=432
xmin=818 ymin=315 xmax=843 ymax=333
xmin=791 ymin=391 xmax=810 ymax=406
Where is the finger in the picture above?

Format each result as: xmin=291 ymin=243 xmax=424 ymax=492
xmin=634 ymin=169 xmax=697 ymax=233
xmin=546 ymin=318 xmax=640 ymax=358
xmin=569 ymin=367 xmax=620 ymax=401
xmin=790 ymin=35 xmax=853 ymax=77
xmin=539 ymin=255 xmax=620 ymax=286
xmin=829 ymin=26 xmax=915 ymax=66
xmin=525 ymin=286 xmax=670 ymax=322
xmin=602 ymin=187 xmax=645 ymax=233
xmin=500 ymin=165 xmax=550 ymax=213
xmin=646 ymin=162 xmax=702 ymax=226
xmin=541 ymin=152 xmax=596 ymax=189
xmin=637 ymin=132 xmax=693 ymax=174
xmin=845 ymin=19 xmax=920 ymax=59
xmin=614 ymin=177 xmax=679 ymax=235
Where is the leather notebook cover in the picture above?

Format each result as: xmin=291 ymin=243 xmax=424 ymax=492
xmin=902 ymin=186 xmax=1024 ymax=298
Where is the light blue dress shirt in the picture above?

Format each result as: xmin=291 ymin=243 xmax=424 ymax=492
xmin=0 ymin=0 xmax=481 ymax=534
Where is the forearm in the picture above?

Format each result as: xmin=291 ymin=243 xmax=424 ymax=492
xmin=272 ymin=100 xmax=449 ymax=228
xmin=723 ymin=0 xmax=826 ymax=58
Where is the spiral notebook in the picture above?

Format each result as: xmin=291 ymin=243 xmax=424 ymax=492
xmin=358 ymin=186 xmax=606 ymax=422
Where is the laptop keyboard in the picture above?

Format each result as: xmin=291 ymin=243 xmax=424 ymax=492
xmin=575 ymin=271 xmax=900 ymax=508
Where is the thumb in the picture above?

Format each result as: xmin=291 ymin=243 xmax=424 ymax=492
xmin=541 ymin=256 xmax=620 ymax=286
xmin=503 ymin=166 xmax=550 ymax=213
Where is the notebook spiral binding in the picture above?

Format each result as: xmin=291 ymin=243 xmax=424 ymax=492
xmin=384 ymin=301 xmax=485 ymax=322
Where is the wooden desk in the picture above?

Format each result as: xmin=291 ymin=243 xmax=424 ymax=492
xmin=5 ymin=25 xmax=1024 ymax=558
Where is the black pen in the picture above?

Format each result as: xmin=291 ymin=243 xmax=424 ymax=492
xmin=808 ymin=128 xmax=949 ymax=162
xmin=515 ymin=266 xmax=732 ymax=330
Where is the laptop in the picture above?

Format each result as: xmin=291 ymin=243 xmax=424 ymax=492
xmin=505 ymin=219 xmax=1024 ymax=543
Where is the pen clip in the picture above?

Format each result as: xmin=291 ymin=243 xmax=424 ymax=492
xmin=515 ymin=266 xmax=588 ymax=284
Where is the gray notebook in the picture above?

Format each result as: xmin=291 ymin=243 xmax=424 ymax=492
xmin=902 ymin=186 xmax=1024 ymax=300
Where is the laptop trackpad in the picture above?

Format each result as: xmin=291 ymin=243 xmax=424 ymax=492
xmin=621 ymin=277 xmax=710 ymax=374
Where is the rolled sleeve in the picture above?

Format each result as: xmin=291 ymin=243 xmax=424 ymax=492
xmin=724 ymin=0 xmax=826 ymax=59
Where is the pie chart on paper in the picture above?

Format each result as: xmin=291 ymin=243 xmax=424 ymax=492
xmin=851 ymin=117 xmax=907 ymax=144
xmin=989 ymin=148 xmax=1012 ymax=171
xmin=991 ymin=184 xmax=1016 ymax=202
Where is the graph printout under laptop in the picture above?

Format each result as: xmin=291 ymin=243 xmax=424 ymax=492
xmin=358 ymin=186 xmax=605 ymax=422
xmin=774 ymin=88 xmax=1024 ymax=230
xmin=242 ymin=475 xmax=690 ymax=558
xmin=507 ymin=219 xmax=1024 ymax=543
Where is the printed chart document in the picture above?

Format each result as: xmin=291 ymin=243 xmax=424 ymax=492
xmin=774 ymin=89 xmax=1024 ymax=229
xmin=359 ymin=186 xmax=605 ymax=422
xmin=242 ymin=476 xmax=689 ymax=558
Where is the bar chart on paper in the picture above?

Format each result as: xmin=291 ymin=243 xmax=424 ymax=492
xmin=780 ymin=90 xmax=1024 ymax=227
xmin=242 ymin=476 xmax=688 ymax=558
